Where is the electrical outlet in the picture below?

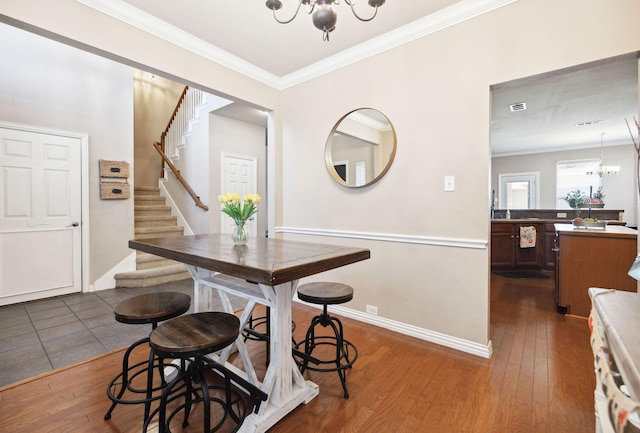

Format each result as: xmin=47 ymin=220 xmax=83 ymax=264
xmin=557 ymin=212 xmax=567 ymax=218
xmin=366 ymin=305 xmax=378 ymax=315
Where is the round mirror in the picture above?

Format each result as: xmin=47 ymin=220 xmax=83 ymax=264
xmin=325 ymin=108 xmax=397 ymax=188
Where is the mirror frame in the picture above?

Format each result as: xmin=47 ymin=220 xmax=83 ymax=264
xmin=324 ymin=108 xmax=397 ymax=188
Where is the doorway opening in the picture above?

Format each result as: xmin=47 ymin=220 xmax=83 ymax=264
xmin=498 ymin=172 xmax=539 ymax=209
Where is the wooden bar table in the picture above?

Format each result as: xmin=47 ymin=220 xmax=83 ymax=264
xmin=129 ymin=234 xmax=370 ymax=433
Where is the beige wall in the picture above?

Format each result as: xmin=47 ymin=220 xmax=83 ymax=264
xmin=492 ymin=144 xmax=638 ymax=225
xmin=277 ymin=0 xmax=640 ymax=348
xmin=133 ymin=72 xmax=185 ymax=187
xmin=0 ymin=23 xmax=134 ymax=283
xmin=1 ymin=0 xmax=639 ymax=353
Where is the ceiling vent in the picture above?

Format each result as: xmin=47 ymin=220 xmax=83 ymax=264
xmin=509 ymin=102 xmax=527 ymax=112
xmin=575 ymin=120 xmax=602 ymax=127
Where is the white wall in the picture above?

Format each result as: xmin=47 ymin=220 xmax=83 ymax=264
xmin=0 ymin=23 xmax=134 ymax=284
xmin=492 ymin=144 xmax=638 ymax=225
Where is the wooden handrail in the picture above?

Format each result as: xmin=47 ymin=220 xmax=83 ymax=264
xmin=153 ymin=141 xmax=209 ymax=211
xmin=155 ymin=85 xmax=208 ymax=211
xmin=162 ymin=85 xmax=189 ymax=142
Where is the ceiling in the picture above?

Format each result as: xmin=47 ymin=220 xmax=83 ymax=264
xmin=73 ymin=0 xmax=638 ymax=156
xmin=77 ymin=0 xmax=514 ymax=88
xmin=491 ymin=53 xmax=639 ymax=157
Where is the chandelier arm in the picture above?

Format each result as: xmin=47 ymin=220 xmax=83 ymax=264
xmin=345 ymin=0 xmax=379 ymax=22
xmin=271 ymin=0 xmax=307 ymax=25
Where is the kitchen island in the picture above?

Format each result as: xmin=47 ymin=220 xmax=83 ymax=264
xmin=555 ymin=224 xmax=638 ymax=317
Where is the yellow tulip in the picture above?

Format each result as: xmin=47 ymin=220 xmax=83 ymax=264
xmin=219 ymin=192 xmax=260 ymax=226
xmin=245 ymin=193 xmax=261 ymax=204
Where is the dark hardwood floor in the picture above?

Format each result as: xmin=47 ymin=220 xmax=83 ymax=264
xmin=0 ymin=273 xmax=594 ymax=433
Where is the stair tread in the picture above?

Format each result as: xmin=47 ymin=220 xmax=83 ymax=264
xmin=136 ymin=253 xmax=176 ymax=263
xmin=135 ymin=215 xmax=176 ymax=221
xmin=115 ymin=264 xmax=187 ymax=279
xmin=135 ymin=204 xmax=171 ymax=209
xmin=135 ymin=226 xmax=183 ymax=233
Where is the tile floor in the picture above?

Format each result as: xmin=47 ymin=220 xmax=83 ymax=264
xmin=0 ymin=279 xmax=243 ymax=388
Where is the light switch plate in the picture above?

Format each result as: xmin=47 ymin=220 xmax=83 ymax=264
xmin=444 ymin=175 xmax=455 ymax=191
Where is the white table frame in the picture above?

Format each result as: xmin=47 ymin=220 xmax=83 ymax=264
xmin=128 ymin=234 xmax=369 ymax=432
xmin=187 ymin=267 xmax=318 ymax=433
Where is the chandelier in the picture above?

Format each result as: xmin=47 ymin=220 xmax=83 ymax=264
xmin=586 ymin=133 xmax=620 ymax=177
xmin=265 ymin=0 xmax=386 ymax=41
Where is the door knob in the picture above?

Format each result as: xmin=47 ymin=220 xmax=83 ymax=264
xmin=71 ymin=222 xmax=80 ymax=227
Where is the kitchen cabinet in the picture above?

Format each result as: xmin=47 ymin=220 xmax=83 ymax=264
xmin=555 ymin=224 xmax=638 ymax=317
xmin=490 ymin=222 xmax=543 ymax=269
xmin=543 ymin=223 xmax=558 ymax=270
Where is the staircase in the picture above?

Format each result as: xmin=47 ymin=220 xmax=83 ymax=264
xmin=114 ymin=186 xmax=191 ymax=287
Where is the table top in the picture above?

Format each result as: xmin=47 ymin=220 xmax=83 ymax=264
xmin=129 ymin=234 xmax=370 ymax=286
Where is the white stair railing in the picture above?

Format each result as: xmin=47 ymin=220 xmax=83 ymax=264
xmin=155 ymin=86 xmax=208 ymax=211
xmin=162 ymin=86 xmax=204 ymax=161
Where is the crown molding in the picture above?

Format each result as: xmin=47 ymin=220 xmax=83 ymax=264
xmin=75 ymin=0 xmax=518 ymax=91
xmin=491 ymin=139 xmax=632 ymax=158
xmin=74 ymin=0 xmax=282 ymax=88
xmin=279 ymin=0 xmax=518 ymax=89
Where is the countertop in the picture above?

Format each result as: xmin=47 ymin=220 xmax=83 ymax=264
xmin=554 ymin=223 xmax=637 ymax=238
xmin=492 ymin=218 xmax=549 ymax=223
xmin=491 ymin=218 xmax=626 ymax=224
xmin=589 ymin=288 xmax=640 ymax=401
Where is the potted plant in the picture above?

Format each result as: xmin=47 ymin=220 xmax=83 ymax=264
xmin=218 ymin=192 xmax=261 ymax=245
xmin=563 ymin=189 xmax=588 ymax=216
xmin=591 ymin=186 xmax=605 ymax=205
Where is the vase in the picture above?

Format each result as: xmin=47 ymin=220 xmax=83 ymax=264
xmin=231 ymin=222 xmax=248 ymax=246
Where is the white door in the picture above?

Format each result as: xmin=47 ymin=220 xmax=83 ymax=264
xmin=221 ymin=154 xmax=257 ymax=237
xmin=498 ymin=173 xmax=539 ymax=209
xmin=0 ymin=126 xmax=82 ymax=305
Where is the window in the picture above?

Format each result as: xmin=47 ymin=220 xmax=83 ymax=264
xmin=355 ymin=161 xmax=366 ymax=187
xmin=556 ymin=159 xmax=601 ymax=208
xmin=333 ymin=160 xmax=348 ymax=182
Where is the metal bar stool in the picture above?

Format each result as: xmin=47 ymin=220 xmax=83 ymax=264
xmin=294 ymin=282 xmax=358 ymax=399
xmin=104 ymin=291 xmax=191 ymax=421
xmin=143 ymin=312 xmax=265 ymax=433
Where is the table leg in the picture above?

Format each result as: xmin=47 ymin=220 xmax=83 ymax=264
xmin=187 ymin=267 xmax=318 ymax=433
xmin=188 ymin=266 xmax=216 ymax=312
xmin=238 ymin=281 xmax=319 ymax=433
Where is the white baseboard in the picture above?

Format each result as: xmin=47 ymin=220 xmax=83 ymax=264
xmin=158 ymin=180 xmax=194 ymax=236
xmin=295 ymin=297 xmax=493 ymax=359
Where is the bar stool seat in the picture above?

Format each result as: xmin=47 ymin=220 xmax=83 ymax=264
xmin=143 ymin=312 xmax=254 ymax=433
xmin=104 ymin=292 xmax=191 ymax=421
xmin=294 ymin=282 xmax=358 ymax=399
